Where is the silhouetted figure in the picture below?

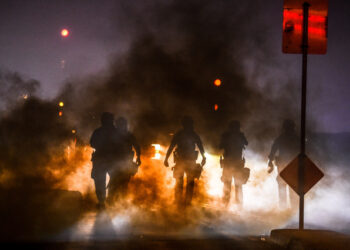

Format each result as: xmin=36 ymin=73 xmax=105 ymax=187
xmin=219 ymin=120 xmax=248 ymax=206
xmin=164 ymin=116 xmax=206 ymax=207
xmin=268 ymin=119 xmax=299 ymax=209
xmin=90 ymin=112 xmax=118 ymax=209
xmin=107 ymin=117 xmax=141 ymax=203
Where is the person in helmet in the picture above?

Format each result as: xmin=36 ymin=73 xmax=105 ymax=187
xmin=219 ymin=120 xmax=248 ymax=206
xmin=268 ymin=119 xmax=299 ymax=209
xmin=90 ymin=112 xmax=118 ymax=209
xmin=107 ymin=116 xmax=141 ymax=203
xmin=164 ymin=116 xmax=206 ymax=207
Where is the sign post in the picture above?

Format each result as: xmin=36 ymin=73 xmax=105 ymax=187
xmin=299 ymin=2 xmax=309 ymax=230
xmin=282 ymin=0 xmax=328 ymax=230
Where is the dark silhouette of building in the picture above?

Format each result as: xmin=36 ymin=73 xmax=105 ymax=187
xmin=90 ymin=112 xmax=118 ymax=209
xmin=164 ymin=116 xmax=206 ymax=207
xmin=107 ymin=117 xmax=141 ymax=203
xmin=219 ymin=120 xmax=248 ymax=206
xmin=268 ymin=119 xmax=299 ymax=209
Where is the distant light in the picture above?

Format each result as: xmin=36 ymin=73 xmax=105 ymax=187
xmin=214 ymin=104 xmax=219 ymax=111
xmin=23 ymin=94 xmax=28 ymax=100
xmin=59 ymin=111 xmax=63 ymax=116
xmin=60 ymin=59 xmax=65 ymax=69
xmin=72 ymin=129 xmax=76 ymax=134
xmin=59 ymin=101 xmax=64 ymax=107
xmin=214 ymin=79 xmax=221 ymax=87
xmin=61 ymin=28 xmax=69 ymax=37
xmin=151 ymin=144 xmax=161 ymax=160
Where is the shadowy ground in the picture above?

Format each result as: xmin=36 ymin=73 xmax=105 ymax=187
xmin=0 ymin=188 xmax=83 ymax=241
xmin=0 ymin=236 xmax=283 ymax=250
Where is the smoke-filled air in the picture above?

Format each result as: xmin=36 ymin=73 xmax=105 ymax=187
xmin=0 ymin=0 xmax=349 ymax=241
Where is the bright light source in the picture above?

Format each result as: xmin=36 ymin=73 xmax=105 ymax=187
xmin=214 ymin=79 xmax=221 ymax=87
xmin=152 ymin=144 xmax=161 ymax=160
xmin=59 ymin=111 xmax=63 ymax=116
xmin=72 ymin=129 xmax=76 ymax=134
xmin=214 ymin=104 xmax=219 ymax=111
xmin=59 ymin=101 xmax=64 ymax=107
xmin=61 ymin=28 xmax=69 ymax=37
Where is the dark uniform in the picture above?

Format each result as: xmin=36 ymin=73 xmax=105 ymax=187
xmin=219 ymin=121 xmax=248 ymax=206
xmin=107 ymin=117 xmax=141 ymax=203
xmin=268 ymin=119 xmax=299 ymax=209
xmin=90 ymin=112 xmax=118 ymax=208
xmin=164 ymin=116 xmax=206 ymax=207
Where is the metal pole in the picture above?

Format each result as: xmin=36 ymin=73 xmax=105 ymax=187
xmin=299 ymin=2 xmax=310 ymax=230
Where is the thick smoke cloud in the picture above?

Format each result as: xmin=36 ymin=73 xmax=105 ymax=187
xmin=1 ymin=0 xmax=348 ymax=240
xmin=58 ymin=0 xmax=301 ymax=152
xmin=0 ymin=70 xmax=39 ymax=113
xmin=0 ymin=97 xmax=75 ymax=187
xmin=0 ymin=94 xmax=87 ymax=240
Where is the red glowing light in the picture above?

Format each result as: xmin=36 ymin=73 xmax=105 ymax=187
xmin=282 ymin=1 xmax=328 ymax=54
xmin=59 ymin=111 xmax=63 ymax=116
xmin=214 ymin=79 xmax=221 ymax=87
xmin=214 ymin=104 xmax=219 ymax=111
xmin=61 ymin=29 xmax=69 ymax=37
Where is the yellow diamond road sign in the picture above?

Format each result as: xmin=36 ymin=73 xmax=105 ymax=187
xmin=280 ymin=154 xmax=324 ymax=195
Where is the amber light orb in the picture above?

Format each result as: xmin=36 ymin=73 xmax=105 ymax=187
xmin=214 ymin=79 xmax=221 ymax=87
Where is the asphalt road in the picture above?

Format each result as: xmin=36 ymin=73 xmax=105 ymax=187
xmin=0 ymin=236 xmax=284 ymax=250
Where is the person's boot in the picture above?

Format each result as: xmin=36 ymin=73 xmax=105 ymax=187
xmin=96 ymin=200 xmax=106 ymax=210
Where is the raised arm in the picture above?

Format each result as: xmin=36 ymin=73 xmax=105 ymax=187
xmin=90 ymin=130 xmax=99 ymax=149
xmin=164 ymin=136 xmax=177 ymax=167
xmin=195 ymin=134 xmax=206 ymax=166
xmin=195 ymin=134 xmax=205 ymax=157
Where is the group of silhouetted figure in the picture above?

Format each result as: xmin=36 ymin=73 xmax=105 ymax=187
xmin=91 ymin=112 xmax=299 ymax=210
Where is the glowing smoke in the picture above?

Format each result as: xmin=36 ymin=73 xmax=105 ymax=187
xmin=0 ymin=0 xmax=350 ymax=240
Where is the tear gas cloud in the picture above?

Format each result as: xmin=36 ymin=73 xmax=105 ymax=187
xmin=0 ymin=0 xmax=349 ymax=239
xmin=0 ymin=70 xmax=39 ymax=113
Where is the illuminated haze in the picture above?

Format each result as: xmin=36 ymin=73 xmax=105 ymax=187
xmin=0 ymin=0 xmax=350 ymax=239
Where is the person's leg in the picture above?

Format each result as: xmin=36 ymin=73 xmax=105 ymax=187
xmin=107 ymin=169 xmax=117 ymax=204
xmin=222 ymin=179 xmax=232 ymax=205
xmin=93 ymin=171 xmax=107 ymax=208
xmin=222 ymin=167 xmax=233 ymax=206
xmin=118 ymin=172 xmax=130 ymax=199
xmin=289 ymin=186 xmax=299 ymax=211
xmin=277 ymin=177 xmax=288 ymax=209
xmin=173 ymin=163 xmax=185 ymax=207
xmin=234 ymin=184 xmax=243 ymax=204
xmin=175 ymin=175 xmax=184 ymax=206
xmin=108 ymin=171 xmax=130 ymax=203
xmin=185 ymin=175 xmax=195 ymax=207
xmin=107 ymin=160 xmax=130 ymax=204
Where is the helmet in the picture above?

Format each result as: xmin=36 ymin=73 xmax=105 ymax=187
xmin=115 ymin=116 xmax=128 ymax=131
xmin=228 ymin=120 xmax=240 ymax=131
xmin=101 ymin=112 xmax=114 ymax=126
xmin=282 ymin=119 xmax=295 ymax=132
xmin=181 ymin=116 xmax=194 ymax=130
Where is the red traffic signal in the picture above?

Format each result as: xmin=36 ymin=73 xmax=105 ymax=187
xmin=283 ymin=0 xmax=328 ymax=54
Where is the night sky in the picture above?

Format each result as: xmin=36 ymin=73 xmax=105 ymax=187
xmin=1 ymin=1 xmax=350 ymax=241
xmin=0 ymin=0 xmax=349 ymax=133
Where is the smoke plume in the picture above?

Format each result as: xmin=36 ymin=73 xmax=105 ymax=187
xmin=0 ymin=0 xmax=349 ymax=240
